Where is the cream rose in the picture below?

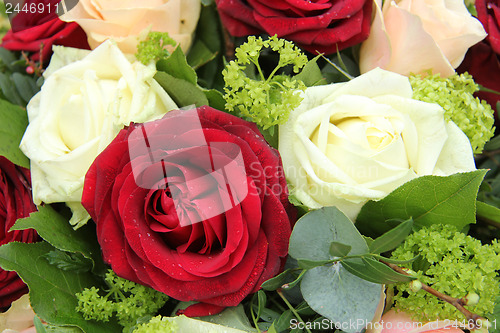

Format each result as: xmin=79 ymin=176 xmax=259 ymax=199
xmin=278 ymin=68 xmax=476 ymax=221
xmin=366 ymin=310 xmax=465 ymax=333
xmin=0 ymin=294 xmax=35 ymax=333
xmin=359 ymin=0 xmax=486 ymax=77
xmin=60 ymin=0 xmax=201 ymax=54
xmin=19 ymin=40 xmax=177 ymax=227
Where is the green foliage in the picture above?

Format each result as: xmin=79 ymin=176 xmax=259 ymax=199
xmin=0 ymin=241 xmax=119 ymax=332
xmin=136 ymin=32 xmax=176 ymax=65
xmin=76 ymin=270 xmax=169 ymax=331
xmin=356 ymin=170 xmax=488 ymax=237
xmin=0 ymin=98 xmax=29 ymax=168
xmin=132 ymin=316 xmax=177 ymax=333
xmin=288 ymin=207 xmax=383 ymax=333
xmin=0 ymin=48 xmax=41 ymax=107
xmin=222 ymin=35 xmax=307 ymax=130
xmin=391 ymin=224 xmax=500 ymax=321
xmin=12 ymin=205 xmax=106 ymax=274
xmin=410 ymin=73 xmax=495 ymax=153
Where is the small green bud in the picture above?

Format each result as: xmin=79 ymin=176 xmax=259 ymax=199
xmin=402 ymin=268 xmax=417 ymax=276
xmin=409 ymin=280 xmax=423 ymax=293
xmin=464 ymin=292 xmax=480 ymax=306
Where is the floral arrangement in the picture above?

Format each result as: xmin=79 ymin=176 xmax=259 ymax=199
xmin=0 ymin=0 xmax=499 ymax=332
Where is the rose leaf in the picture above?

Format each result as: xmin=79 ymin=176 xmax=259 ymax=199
xmin=11 ymin=205 xmax=106 ymax=275
xmin=356 ymin=170 xmax=488 ymax=237
xmin=0 ymin=241 xmax=121 ymax=333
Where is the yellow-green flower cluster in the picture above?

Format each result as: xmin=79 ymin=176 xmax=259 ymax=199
xmin=76 ymin=270 xmax=169 ymax=331
xmin=410 ymin=73 xmax=495 ymax=154
xmin=222 ymin=35 xmax=307 ymax=130
xmin=133 ymin=316 xmax=177 ymax=333
xmin=136 ymin=32 xmax=177 ymax=65
xmin=391 ymin=224 xmax=500 ymax=321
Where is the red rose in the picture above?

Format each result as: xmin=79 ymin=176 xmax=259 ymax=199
xmin=476 ymin=0 xmax=500 ymax=54
xmin=0 ymin=156 xmax=38 ymax=308
xmin=1 ymin=0 xmax=89 ymax=63
xmin=82 ymin=107 xmax=295 ymax=316
xmin=215 ymin=0 xmax=373 ymax=54
xmin=457 ymin=42 xmax=500 ymax=114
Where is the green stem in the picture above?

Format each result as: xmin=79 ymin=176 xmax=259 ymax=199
xmin=276 ymin=289 xmax=312 ymax=333
xmin=320 ymin=54 xmax=354 ymax=80
xmin=251 ymin=57 xmax=266 ymax=82
xmin=479 ymin=84 xmax=500 ymax=96
xmin=266 ymin=64 xmax=282 ymax=83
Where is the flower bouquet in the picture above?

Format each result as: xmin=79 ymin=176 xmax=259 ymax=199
xmin=0 ymin=0 xmax=500 ymax=332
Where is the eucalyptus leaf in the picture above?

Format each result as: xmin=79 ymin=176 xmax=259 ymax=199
xmin=329 ymin=242 xmax=352 ymax=257
xmin=0 ymin=98 xmax=29 ymax=168
xmin=289 ymin=206 xmax=368 ymax=262
xmin=297 ymin=259 xmax=332 ymax=270
xmin=300 ymin=264 xmax=381 ymax=333
xmin=356 ymin=170 xmax=488 ymax=237
xmin=341 ymin=257 xmax=415 ymax=284
xmin=0 ymin=242 xmax=121 ymax=332
xmin=369 ymin=218 xmax=413 ymax=254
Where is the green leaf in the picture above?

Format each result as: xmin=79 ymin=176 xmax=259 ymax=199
xmin=294 ymin=56 xmax=326 ymax=87
xmin=273 ymin=310 xmax=293 ymax=332
xmin=12 ymin=72 xmax=38 ymax=103
xmin=356 ymin=170 xmax=488 ymax=237
xmin=476 ymin=200 xmax=500 ymax=223
xmin=34 ymin=316 xmax=48 ymax=333
xmin=12 ymin=205 xmax=106 ymax=274
xmin=187 ymin=4 xmax=222 ymax=69
xmin=341 ymin=257 xmax=415 ymax=284
xmin=204 ymin=89 xmax=226 ymax=111
xmin=300 ymin=265 xmax=382 ymax=333
xmin=43 ymin=250 xmax=93 ymax=273
xmin=329 ymin=242 xmax=352 ymax=257
xmin=372 ymin=254 xmax=420 ymax=265
xmin=157 ymin=47 xmax=197 ymax=85
xmin=0 ymin=98 xmax=29 ymax=168
xmin=267 ymin=323 xmax=278 ymax=333
xmin=261 ymin=269 xmax=291 ymax=291
xmin=154 ymin=71 xmax=208 ymax=108
xmin=0 ymin=72 xmax=24 ymax=106
xmin=297 ymin=259 xmax=332 ymax=270
xmin=0 ymin=242 xmax=121 ymax=333
xmin=487 ymin=296 xmax=500 ymax=333
xmin=200 ymin=305 xmax=256 ymax=332
xmin=369 ymin=218 xmax=413 ymax=254
xmin=289 ymin=206 xmax=368 ymax=262
xmin=281 ymin=269 xmax=306 ymax=290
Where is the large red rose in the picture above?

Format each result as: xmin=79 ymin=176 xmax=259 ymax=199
xmin=1 ymin=0 xmax=89 ymax=63
xmin=215 ymin=0 xmax=373 ymax=54
xmin=476 ymin=0 xmax=500 ymax=54
xmin=0 ymin=156 xmax=38 ymax=308
xmin=82 ymin=106 xmax=295 ymax=316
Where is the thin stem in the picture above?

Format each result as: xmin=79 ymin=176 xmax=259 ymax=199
xmin=277 ymin=289 xmax=313 ymax=333
xmin=320 ymin=54 xmax=354 ymax=80
xmin=266 ymin=63 xmax=282 ymax=83
xmin=381 ymin=260 xmax=485 ymax=329
xmin=251 ymin=58 xmax=266 ymax=82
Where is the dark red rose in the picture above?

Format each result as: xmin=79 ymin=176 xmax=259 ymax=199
xmin=215 ymin=0 xmax=373 ymax=54
xmin=1 ymin=0 xmax=89 ymax=63
xmin=0 ymin=156 xmax=38 ymax=308
xmin=457 ymin=41 xmax=500 ymax=114
xmin=82 ymin=106 xmax=295 ymax=317
xmin=476 ymin=0 xmax=500 ymax=54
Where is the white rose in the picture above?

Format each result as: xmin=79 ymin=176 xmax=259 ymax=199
xmin=359 ymin=0 xmax=486 ymax=77
xmin=20 ymin=40 xmax=177 ymax=227
xmin=278 ymin=68 xmax=476 ymax=221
